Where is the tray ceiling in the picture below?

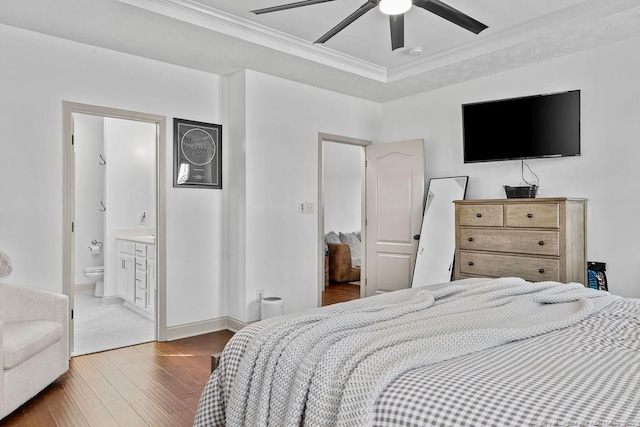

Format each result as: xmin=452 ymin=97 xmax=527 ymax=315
xmin=2 ymin=0 xmax=640 ymax=101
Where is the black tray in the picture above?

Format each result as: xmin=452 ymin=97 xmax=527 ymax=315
xmin=504 ymin=185 xmax=538 ymax=198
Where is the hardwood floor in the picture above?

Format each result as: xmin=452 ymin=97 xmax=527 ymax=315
xmin=322 ymin=281 xmax=360 ymax=306
xmin=2 ymin=330 xmax=235 ymax=427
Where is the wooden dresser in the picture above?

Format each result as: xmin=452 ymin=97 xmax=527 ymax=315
xmin=454 ymin=198 xmax=587 ymax=285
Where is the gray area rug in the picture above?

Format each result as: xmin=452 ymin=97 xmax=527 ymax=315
xmin=73 ymin=291 xmax=154 ymax=356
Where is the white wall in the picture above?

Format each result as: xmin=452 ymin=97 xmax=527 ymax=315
xmin=0 ymin=24 xmax=226 ymax=327
xmin=9 ymin=14 xmax=634 ymax=329
xmin=228 ymin=70 xmax=379 ymax=322
xmin=73 ymin=114 xmax=105 ymax=284
xmin=104 ymin=118 xmax=156 ymax=298
xmin=380 ymin=35 xmax=640 ymax=298
xmin=225 ymin=71 xmax=247 ymax=322
xmin=323 ymin=142 xmax=362 ymax=234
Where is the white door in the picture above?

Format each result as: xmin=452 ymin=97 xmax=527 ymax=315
xmin=365 ymin=139 xmax=425 ymax=296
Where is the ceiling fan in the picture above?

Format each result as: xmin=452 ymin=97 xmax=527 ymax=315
xmin=251 ymin=0 xmax=488 ymax=51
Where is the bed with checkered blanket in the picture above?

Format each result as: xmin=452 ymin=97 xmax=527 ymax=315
xmin=195 ymin=278 xmax=640 ymax=426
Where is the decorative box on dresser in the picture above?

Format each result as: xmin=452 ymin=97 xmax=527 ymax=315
xmin=454 ymin=198 xmax=587 ymax=285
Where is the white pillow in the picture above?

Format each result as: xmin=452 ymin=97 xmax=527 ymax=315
xmin=324 ymin=231 xmax=341 ymax=244
xmin=339 ymin=232 xmax=361 ymax=267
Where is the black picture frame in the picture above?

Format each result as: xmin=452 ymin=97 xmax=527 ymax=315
xmin=173 ymin=118 xmax=222 ymax=189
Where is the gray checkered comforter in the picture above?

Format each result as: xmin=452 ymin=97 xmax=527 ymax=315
xmin=195 ymin=279 xmax=640 ymax=426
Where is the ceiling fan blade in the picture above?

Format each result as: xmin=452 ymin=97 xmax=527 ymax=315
xmin=414 ymin=0 xmax=488 ymax=34
xmin=315 ymin=0 xmax=377 ymax=44
xmin=251 ymin=0 xmax=338 ymax=15
xmin=389 ymin=14 xmax=404 ymax=50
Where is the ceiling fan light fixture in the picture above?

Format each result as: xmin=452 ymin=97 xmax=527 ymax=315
xmin=379 ymin=0 xmax=411 ymax=16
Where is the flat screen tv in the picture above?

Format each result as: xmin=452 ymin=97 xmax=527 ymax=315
xmin=462 ymin=90 xmax=580 ymax=163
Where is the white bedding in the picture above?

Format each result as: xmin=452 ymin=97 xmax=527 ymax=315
xmin=195 ymin=278 xmax=638 ymax=426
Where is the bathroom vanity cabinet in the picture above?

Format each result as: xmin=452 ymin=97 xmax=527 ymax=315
xmin=117 ymin=244 xmax=135 ymax=303
xmin=117 ymin=238 xmax=155 ymax=319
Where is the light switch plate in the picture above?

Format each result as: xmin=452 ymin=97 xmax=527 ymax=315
xmin=299 ymin=202 xmax=315 ymax=214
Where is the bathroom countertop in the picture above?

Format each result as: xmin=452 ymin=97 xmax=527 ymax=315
xmin=117 ymin=236 xmax=155 ymax=244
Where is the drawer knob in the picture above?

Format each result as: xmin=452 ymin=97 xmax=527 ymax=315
xmin=468 ymin=237 xmax=474 ymax=242
xmin=538 ymin=268 xmax=545 ymax=274
xmin=527 ymin=213 xmax=534 ymax=218
xmin=468 ymin=261 xmax=474 ymax=266
xmin=476 ymin=213 xmax=482 ymax=218
xmin=538 ymin=240 xmax=544 ymax=246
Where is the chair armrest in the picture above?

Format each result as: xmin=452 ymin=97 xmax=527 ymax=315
xmin=0 ymin=283 xmax=69 ymax=326
xmin=327 ymin=243 xmax=353 ymax=283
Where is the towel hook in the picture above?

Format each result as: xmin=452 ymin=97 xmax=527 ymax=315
xmin=99 ymin=201 xmax=106 ymax=212
xmin=99 ymin=154 xmax=106 ymax=166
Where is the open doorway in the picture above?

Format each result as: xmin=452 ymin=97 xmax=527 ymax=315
xmin=63 ymin=102 xmax=167 ymax=355
xmin=318 ymin=133 xmax=371 ymax=307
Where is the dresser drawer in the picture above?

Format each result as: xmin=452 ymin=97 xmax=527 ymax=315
xmin=505 ymin=203 xmax=559 ymax=228
xmin=135 ymin=244 xmax=148 ymax=257
xmin=459 ymin=251 xmax=560 ymax=282
xmin=458 ymin=204 xmax=504 ymax=227
xmin=135 ymin=257 xmax=147 ymax=271
xmin=135 ymin=289 xmax=147 ymax=308
xmin=459 ymin=228 xmax=560 ymax=256
xmin=135 ymin=270 xmax=148 ymax=290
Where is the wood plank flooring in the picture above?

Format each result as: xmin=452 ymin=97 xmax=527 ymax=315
xmin=322 ymin=282 xmax=360 ymax=306
xmin=2 ymin=330 xmax=235 ymax=427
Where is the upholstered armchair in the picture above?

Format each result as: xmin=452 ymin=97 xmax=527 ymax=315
xmin=324 ymin=231 xmax=362 ymax=284
xmin=327 ymin=243 xmax=361 ymax=283
xmin=0 ymin=282 xmax=69 ymax=419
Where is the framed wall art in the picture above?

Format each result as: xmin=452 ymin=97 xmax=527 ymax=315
xmin=174 ymin=118 xmax=222 ymax=189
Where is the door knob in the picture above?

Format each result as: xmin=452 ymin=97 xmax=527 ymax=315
xmin=413 ymin=235 xmax=420 ymax=241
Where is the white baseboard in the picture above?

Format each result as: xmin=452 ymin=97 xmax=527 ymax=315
xmin=75 ymin=282 xmax=95 ymax=293
xmin=227 ymin=317 xmax=248 ymax=333
xmin=166 ymin=317 xmax=249 ymax=341
xmin=102 ymin=295 xmax=124 ymax=306
xmin=123 ymin=301 xmax=154 ymax=320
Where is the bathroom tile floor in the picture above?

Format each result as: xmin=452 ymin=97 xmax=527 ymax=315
xmin=73 ymin=291 xmax=155 ymax=356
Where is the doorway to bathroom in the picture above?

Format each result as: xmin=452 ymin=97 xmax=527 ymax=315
xmin=62 ymin=102 xmax=167 ymax=356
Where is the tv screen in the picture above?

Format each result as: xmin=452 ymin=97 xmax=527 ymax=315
xmin=462 ymin=90 xmax=580 ymax=163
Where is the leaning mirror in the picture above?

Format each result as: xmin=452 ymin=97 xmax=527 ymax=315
xmin=412 ymin=176 xmax=469 ymax=288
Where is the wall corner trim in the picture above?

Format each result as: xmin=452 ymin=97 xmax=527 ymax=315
xmin=165 ymin=316 xmax=249 ymax=341
xmin=226 ymin=317 xmax=248 ymax=333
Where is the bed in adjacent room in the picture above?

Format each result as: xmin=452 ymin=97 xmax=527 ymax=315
xmin=194 ymin=278 xmax=640 ymax=426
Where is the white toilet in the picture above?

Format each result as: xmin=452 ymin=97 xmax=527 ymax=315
xmin=84 ymin=266 xmax=104 ymax=297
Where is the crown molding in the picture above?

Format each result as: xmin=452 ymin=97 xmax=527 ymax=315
xmin=387 ymin=0 xmax=640 ymax=82
xmin=117 ymin=0 xmax=388 ymax=81
xmin=116 ymin=0 xmax=640 ymax=90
